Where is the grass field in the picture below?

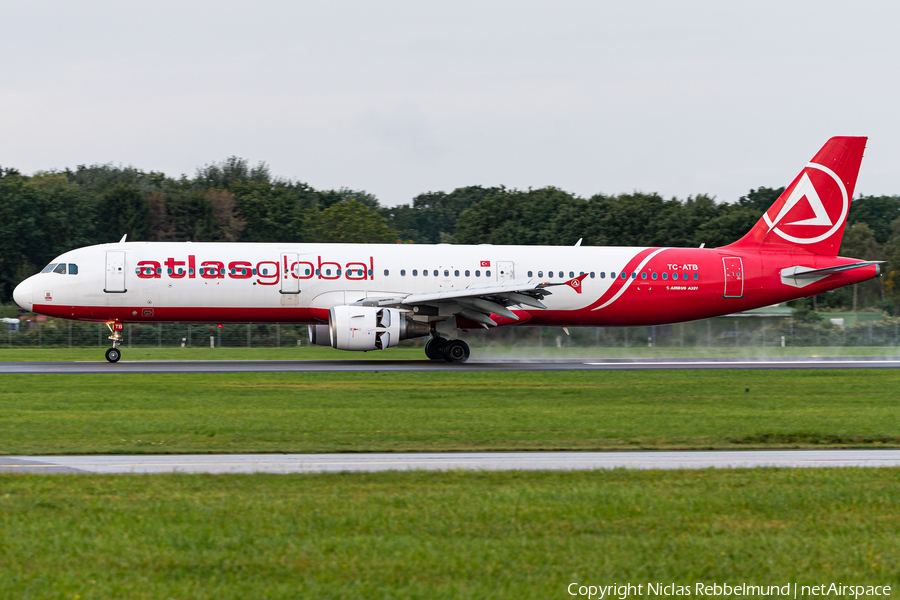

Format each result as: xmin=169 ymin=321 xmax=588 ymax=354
xmin=1 ymin=370 xmax=899 ymax=454
xmin=2 ymin=345 xmax=900 ymax=361
xmin=0 ymin=469 xmax=896 ymax=598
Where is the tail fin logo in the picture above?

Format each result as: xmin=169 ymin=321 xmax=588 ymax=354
xmin=565 ymin=273 xmax=589 ymax=294
xmin=762 ymin=162 xmax=848 ymax=245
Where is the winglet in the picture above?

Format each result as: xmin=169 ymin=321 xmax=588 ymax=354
xmin=119 ymin=234 xmax=128 ymax=243
xmin=564 ymin=273 xmax=589 ymax=294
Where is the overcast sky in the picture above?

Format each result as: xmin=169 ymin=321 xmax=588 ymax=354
xmin=3 ymin=1 xmax=900 ymax=206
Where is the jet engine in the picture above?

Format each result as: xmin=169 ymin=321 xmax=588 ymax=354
xmin=307 ymin=324 xmax=331 ymax=347
xmin=309 ymin=306 xmax=430 ymax=350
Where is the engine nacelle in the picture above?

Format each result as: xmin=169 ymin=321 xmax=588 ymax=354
xmin=327 ymin=306 xmax=429 ymax=351
xmin=308 ymin=324 xmax=331 ymax=347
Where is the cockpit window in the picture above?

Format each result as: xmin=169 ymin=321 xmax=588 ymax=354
xmin=52 ymin=263 xmax=67 ymax=274
xmin=41 ymin=263 xmax=57 ymax=273
xmin=68 ymin=264 xmax=78 ymax=275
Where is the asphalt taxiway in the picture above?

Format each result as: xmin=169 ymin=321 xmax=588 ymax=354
xmin=2 ymin=450 xmax=900 ymax=474
xmin=2 ymin=357 xmax=900 ymax=374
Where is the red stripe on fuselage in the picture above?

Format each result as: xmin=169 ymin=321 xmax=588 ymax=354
xmin=586 ymin=247 xmax=661 ymax=311
xmin=33 ymin=304 xmax=324 ymax=324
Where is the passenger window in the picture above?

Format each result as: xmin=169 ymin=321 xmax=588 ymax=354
xmin=610 ymin=272 xmax=615 ymax=278
xmin=169 ymin=268 xmax=174 ymax=275
xmin=454 ymin=270 xmax=459 ymax=277
xmin=652 ymin=273 xmax=657 ymax=280
xmin=465 ymin=270 xmax=470 ymax=276
xmin=53 ymin=263 xmax=67 ymax=274
xmin=694 ymin=273 xmax=699 ymax=280
xmin=412 ymin=269 xmax=418 ymax=276
xmin=325 ymin=269 xmax=331 ymax=276
xmin=444 ymin=270 xmax=449 ymax=277
xmin=683 ymin=273 xmax=689 ymax=280
xmin=336 ymin=269 xmax=341 ymax=276
xmin=41 ymin=263 xmax=57 ymax=274
xmin=368 ymin=269 xmax=373 ymax=276
xmin=305 ymin=268 xmax=311 ymax=276
xmin=486 ymin=270 xmax=491 ymax=277
xmin=156 ymin=267 xmax=162 ymax=275
xmin=631 ymin=272 xmax=636 ymax=279
xmin=433 ymin=270 xmax=438 ymax=277
xmin=384 ymin=269 xmax=389 ymax=276
xmin=641 ymin=272 xmax=647 ymax=279
xmin=620 ymin=273 xmax=626 ymax=279
xmin=401 ymin=269 xmax=406 ymax=276
xmin=189 ymin=268 xmax=195 ymax=275
xmin=423 ymin=269 xmax=428 ymax=276
xmin=315 ymin=269 xmax=320 ymax=275
xmin=590 ymin=272 xmax=595 ymax=278
xmin=537 ymin=271 xmax=543 ymax=278
xmin=569 ymin=271 xmax=574 ymax=278
xmin=662 ymin=273 xmax=667 ymax=280
xmin=600 ymin=272 xmax=605 ymax=279
xmin=475 ymin=270 xmax=481 ymax=277
xmin=528 ymin=271 xmax=533 ymax=277
xmin=68 ymin=264 xmax=78 ymax=275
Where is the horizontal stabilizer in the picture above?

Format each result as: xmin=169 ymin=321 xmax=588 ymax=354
xmin=785 ymin=261 xmax=883 ymax=279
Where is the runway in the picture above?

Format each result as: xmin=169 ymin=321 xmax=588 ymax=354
xmin=2 ymin=356 xmax=900 ymax=374
xmin=2 ymin=450 xmax=900 ymax=474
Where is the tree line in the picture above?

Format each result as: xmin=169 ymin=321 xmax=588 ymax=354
xmin=1 ymin=158 xmax=898 ymax=312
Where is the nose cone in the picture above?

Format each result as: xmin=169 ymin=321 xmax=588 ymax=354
xmin=13 ymin=278 xmax=33 ymax=311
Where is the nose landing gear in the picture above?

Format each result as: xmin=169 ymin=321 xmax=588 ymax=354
xmin=105 ymin=347 xmax=121 ymax=363
xmin=105 ymin=322 xmax=123 ymax=363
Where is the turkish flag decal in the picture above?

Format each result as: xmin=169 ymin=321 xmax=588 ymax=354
xmin=480 ymin=261 xmax=491 ymax=267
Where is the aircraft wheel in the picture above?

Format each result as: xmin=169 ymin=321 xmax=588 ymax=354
xmin=105 ymin=347 xmax=121 ymax=363
xmin=443 ymin=339 xmax=470 ymax=363
xmin=424 ymin=337 xmax=447 ymax=360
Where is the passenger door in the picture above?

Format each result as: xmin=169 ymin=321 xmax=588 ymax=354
xmin=104 ymin=251 xmax=126 ymax=293
xmin=281 ymin=252 xmax=300 ymax=294
xmin=722 ymin=257 xmax=743 ymax=298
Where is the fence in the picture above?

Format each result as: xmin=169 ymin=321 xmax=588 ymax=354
xmin=3 ymin=321 xmax=309 ymax=349
xmin=3 ymin=313 xmax=899 ymax=348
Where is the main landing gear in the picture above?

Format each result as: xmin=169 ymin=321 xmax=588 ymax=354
xmin=424 ymin=336 xmax=470 ymax=363
xmin=105 ymin=322 xmax=122 ymax=363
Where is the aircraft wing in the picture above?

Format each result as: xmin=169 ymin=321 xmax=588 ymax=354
xmin=352 ymin=274 xmax=588 ymax=327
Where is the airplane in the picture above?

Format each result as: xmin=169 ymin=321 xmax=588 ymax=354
xmin=12 ymin=136 xmax=881 ymax=364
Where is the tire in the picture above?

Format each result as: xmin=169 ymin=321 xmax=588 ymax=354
xmin=105 ymin=347 xmax=121 ymax=363
xmin=443 ymin=339 xmax=470 ymax=363
xmin=424 ymin=337 xmax=447 ymax=360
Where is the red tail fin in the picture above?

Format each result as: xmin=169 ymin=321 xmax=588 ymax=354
xmin=724 ymin=136 xmax=867 ymax=256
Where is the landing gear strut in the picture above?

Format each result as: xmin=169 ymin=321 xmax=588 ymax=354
xmin=424 ymin=336 xmax=470 ymax=363
xmin=105 ymin=322 xmax=122 ymax=363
